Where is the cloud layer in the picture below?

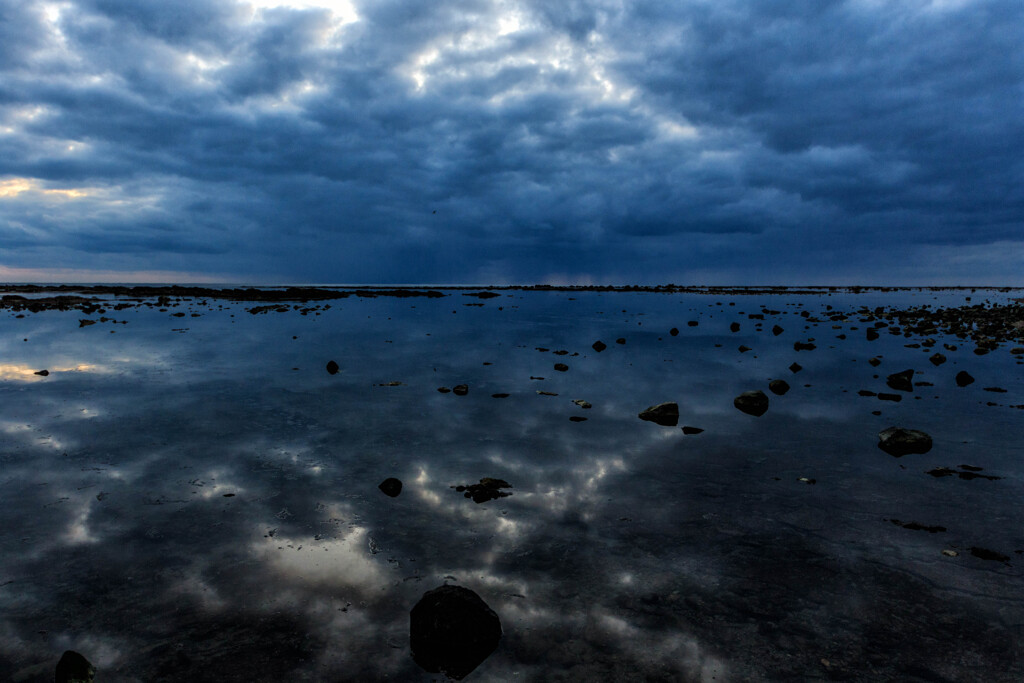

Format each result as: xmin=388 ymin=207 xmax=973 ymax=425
xmin=1 ymin=0 xmax=1022 ymax=283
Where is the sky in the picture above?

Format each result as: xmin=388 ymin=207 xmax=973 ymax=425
xmin=0 ymin=0 xmax=1022 ymax=285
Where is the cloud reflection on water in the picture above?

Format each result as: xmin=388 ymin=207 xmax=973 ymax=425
xmin=0 ymin=290 xmax=1022 ymax=680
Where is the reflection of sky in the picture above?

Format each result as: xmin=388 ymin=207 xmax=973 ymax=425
xmin=1 ymin=290 xmax=1023 ymax=680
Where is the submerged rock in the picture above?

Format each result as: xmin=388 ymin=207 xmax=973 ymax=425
xmin=789 ymin=363 xmax=802 ymax=373
xmin=772 ymin=324 xmax=784 ymax=336
xmin=553 ymin=363 xmax=569 ymax=372
xmin=592 ymin=340 xmax=607 ymax=352
xmin=878 ymin=427 xmax=932 ymax=457
xmin=379 ymin=478 xmax=402 ymax=497
xmin=886 ymin=369 xmax=915 ymax=392
xmin=955 ymin=370 xmax=975 ymax=387
xmin=410 ymin=585 xmax=502 ymax=680
xmin=638 ymin=402 xmax=679 ymax=426
xmin=768 ymin=379 xmax=790 ymax=395
xmin=681 ymin=426 xmax=704 ymax=435
xmin=326 ymin=360 xmax=340 ymax=375
xmin=56 ymin=650 xmax=95 ymax=683
xmin=730 ymin=322 xmax=740 ymax=332
xmin=929 ymin=353 xmax=947 ymax=366
xmin=793 ymin=341 xmax=816 ymax=351
xmin=890 ymin=519 xmax=946 ymax=533
xmin=452 ymin=384 xmax=469 ymax=396
xmin=734 ymin=390 xmax=769 ymax=417
xmin=453 ymin=478 xmax=512 ymax=503
xmin=970 ymin=546 xmax=1010 ymax=563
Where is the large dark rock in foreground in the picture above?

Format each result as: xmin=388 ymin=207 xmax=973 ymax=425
xmin=878 ymin=427 xmax=933 ymax=457
xmin=734 ymin=390 xmax=769 ymax=417
xmin=56 ymin=650 xmax=95 ymax=683
xmin=638 ymin=402 xmax=679 ymax=426
xmin=411 ymin=585 xmax=501 ymax=680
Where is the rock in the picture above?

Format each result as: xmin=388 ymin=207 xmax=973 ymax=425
xmin=669 ymin=327 xmax=679 ymax=336
xmin=970 ymin=547 xmax=1010 ymax=563
xmin=877 ymin=427 xmax=932 ymax=457
xmin=569 ymin=416 xmax=588 ymax=422
xmin=34 ymin=369 xmax=49 ymax=376
xmin=886 ymin=369 xmax=914 ymax=392
xmin=877 ymin=393 xmax=902 ymax=402
xmin=615 ymin=338 xmax=626 ymax=345
xmin=730 ymin=322 xmax=740 ymax=332
xmin=78 ymin=319 xmax=96 ymax=327
xmin=868 ymin=357 xmax=881 ymax=367
xmin=955 ymin=370 xmax=975 ymax=387
xmin=793 ymin=341 xmax=816 ymax=351
xmin=453 ymin=478 xmax=512 ymax=503
xmin=681 ymin=426 xmax=703 ymax=435
xmin=687 ymin=320 xmax=698 ymax=327
xmin=592 ymin=340 xmax=607 ymax=352
xmin=553 ymin=363 xmax=569 ymax=372
xmin=379 ymin=478 xmax=402 ymax=497
xmin=890 ymin=519 xmax=946 ymax=533
xmin=738 ymin=345 xmax=752 ymax=353
xmin=572 ymin=399 xmax=592 ymax=409
xmin=437 ymin=387 xmax=452 ymax=393
xmin=942 ymin=549 xmax=959 ymax=557
xmin=410 ymin=585 xmax=502 ymax=680
xmin=866 ymin=328 xmax=879 ymax=341
xmin=929 ymin=353 xmax=947 ymax=366
xmin=734 ymin=390 xmax=769 ymax=417
xmin=768 ymin=379 xmax=790 ymax=395
xmin=1011 ymin=347 xmax=1024 ymax=355
xmin=858 ymin=390 xmax=877 ymax=396
xmin=638 ymin=402 xmax=679 ymax=426
xmin=326 ymin=360 xmax=339 ymax=375
xmin=772 ymin=325 xmax=784 ymax=336
xmin=453 ymin=384 xmax=469 ymax=396
xmin=55 ymin=650 xmax=95 ymax=683
xmin=789 ymin=363 xmax=802 ymax=373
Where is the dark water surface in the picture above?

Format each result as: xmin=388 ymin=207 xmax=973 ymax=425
xmin=1 ymin=288 xmax=1022 ymax=681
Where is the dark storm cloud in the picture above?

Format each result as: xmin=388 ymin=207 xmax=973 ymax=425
xmin=0 ymin=0 xmax=1021 ymax=283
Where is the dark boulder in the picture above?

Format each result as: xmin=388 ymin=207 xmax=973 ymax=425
xmin=793 ymin=341 xmax=816 ymax=351
xmin=553 ymin=363 xmax=569 ymax=372
xmin=877 ymin=427 xmax=932 ymax=457
xmin=56 ymin=651 xmax=95 ymax=683
xmin=734 ymin=390 xmax=769 ymax=417
xmin=768 ymin=379 xmax=790 ymax=395
xmin=615 ymin=338 xmax=626 ymax=345
xmin=788 ymin=363 xmax=802 ymax=373
xmin=453 ymin=384 xmax=469 ymax=396
xmin=411 ymin=585 xmax=501 ymax=680
xmin=592 ymin=340 xmax=607 ymax=352
xmin=955 ymin=371 xmax=975 ymax=387
xmin=729 ymin=322 xmax=740 ymax=333
xmin=866 ymin=328 xmax=879 ymax=341
xmin=379 ymin=478 xmax=402 ymax=497
xmin=929 ymin=353 xmax=947 ymax=366
xmin=772 ymin=325 xmax=784 ymax=336
xmin=638 ymin=402 xmax=679 ymax=426
xmin=886 ymin=369 xmax=915 ymax=392
xmin=326 ymin=360 xmax=339 ymax=375
xmin=34 ymin=369 xmax=49 ymax=376
xmin=669 ymin=328 xmax=679 ymax=336
xmin=681 ymin=426 xmax=704 ymax=435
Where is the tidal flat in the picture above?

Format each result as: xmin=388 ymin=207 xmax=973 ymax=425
xmin=1 ymin=285 xmax=1022 ymax=681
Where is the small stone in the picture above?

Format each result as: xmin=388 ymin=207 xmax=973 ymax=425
xmin=868 ymin=357 xmax=881 ymax=367
xmin=738 ymin=345 xmax=752 ymax=353
xmin=553 ymin=363 xmax=569 ymax=372
xmin=638 ymin=402 xmax=679 ymax=426
xmin=569 ymin=416 xmax=588 ymax=422
xmin=730 ymin=322 xmax=740 ymax=333
xmin=34 ymin=369 xmax=49 ymax=376
xmin=929 ymin=353 xmax=947 ymax=366
xmin=734 ymin=390 xmax=769 ymax=417
xmin=877 ymin=393 xmax=902 ymax=402
xmin=572 ymin=399 xmax=592 ymax=409
xmin=681 ymin=426 xmax=704 ymax=435
xmin=794 ymin=341 xmax=816 ymax=351
xmin=379 ymin=478 xmax=402 ymax=497
xmin=941 ymin=549 xmax=959 ymax=557
xmin=615 ymin=338 xmax=626 ymax=345
xmin=437 ymin=387 xmax=451 ymax=393
xmin=886 ymin=369 xmax=915 ymax=392
xmin=866 ymin=328 xmax=879 ymax=341
xmin=878 ymin=427 xmax=932 ymax=457
xmin=326 ymin=360 xmax=339 ymax=375
xmin=768 ymin=379 xmax=790 ymax=395
xmin=789 ymin=363 xmax=802 ymax=373
xmin=491 ymin=393 xmax=510 ymax=398
xmin=772 ymin=325 xmax=784 ymax=336
xmin=970 ymin=546 xmax=1010 ymax=563
xmin=955 ymin=371 xmax=975 ymax=387
xmin=453 ymin=384 xmax=469 ymax=395
xmin=592 ymin=340 xmax=607 ymax=352
xmin=669 ymin=327 xmax=679 ymax=336
xmin=687 ymin=320 xmax=698 ymax=327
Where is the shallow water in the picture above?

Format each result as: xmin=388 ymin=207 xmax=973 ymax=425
xmin=1 ymin=288 xmax=1022 ymax=681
